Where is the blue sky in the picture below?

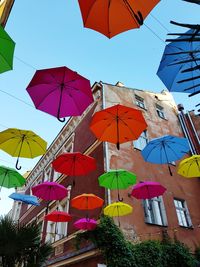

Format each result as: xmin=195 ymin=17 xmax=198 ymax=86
xmin=0 ymin=0 xmax=200 ymax=215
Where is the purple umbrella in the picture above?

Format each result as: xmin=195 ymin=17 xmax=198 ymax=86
xmin=32 ymin=181 xmax=68 ymax=201
xmin=26 ymin=66 xmax=94 ymax=122
xmin=131 ymin=181 xmax=166 ymax=199
xmin=74 ymin=218 xmax=97 ymax=231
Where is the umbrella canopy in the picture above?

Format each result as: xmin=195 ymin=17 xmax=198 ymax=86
xmin=74 ymin=218 xmax=97 ymax=231
xmin=32 ymin=181 xmax=68 ymax=201
xmin=78 ymin=0 xmax=160 ymax=38
xmin=141 ymin=135 xmax=190 ymax=175
xmin=26 ymin=66 xmax=94 ymax=122
xmin=9 ymin=193 xmax=40 ymax=206
xmin=178 ymin=155 xmax=200 ymax=178
xmin=71 ymin=193 xmax=104 ymax=210
xmin=98 ymin=169 xmax=136 ymax=201
xmin=157 ymin=29 xmax=200 ymax=96
xmin=0 ymin=128 xmax=47 ymax=170
xmin=0 ymin=25 xmax=15 ymax=74
xmin=52 ymin=152 xmax=96 ymax=176
xmin=90 ymin=104 xmax=147 ymax=149
xmin=0 ymin=166 xmax=26 ymax=189
xmin=131 ymin=181 xmax=166 ymax=199
xmin=44 ymin=211 xmax=72 ymax=222
xmin=104 ymin=202 xmax=133 ymax=217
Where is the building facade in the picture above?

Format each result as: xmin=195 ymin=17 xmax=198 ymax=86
xmin=16 ymin=82 xmax=200 ymax=266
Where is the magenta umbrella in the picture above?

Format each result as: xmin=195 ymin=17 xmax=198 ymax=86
xmin=131 ymin=181 xmax=166 ymax=199
xmin=74 ymin=218 xmax=97 ymax=231
xmin=26 ymin=66 xmax=94 ymax=122
xmin=32 ymin=181 xmax=68 ymax=201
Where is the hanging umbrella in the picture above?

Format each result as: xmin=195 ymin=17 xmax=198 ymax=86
xmin=183 ymin=0 xmax=200 ymax=4
xmin=78 ymin=0 xmax=160 ymax=38
xmin=44 ymin=211 xmax=72 ymax=222
xmin=9 ymin=193 xmax=40 ymax=206
xmin=0 ymin=24 xmax=15 ymax=74
xmin=71 ymin=193 xmax=104 ymax=210
xmin=32 ymin=181 xmax=68 ymax=201
xmin=26 ymin=66 xmax=94 ymax=122
xmin=90 ymin=104 xmax=147 ymax=149
xmin=98 ymin=169 xmax=136 ymax=201
xmin=141 ymin=135 xmax=190 ymax=175
xmin=131 ymin=181 xmax=166 ymax=199
xmin=0 ymin=128 xmax=47 ymax=170
xmin=0 ymin=166 xmax=26 ymax=189
xmin=157 ymin=27 xmax=200 ymax=96
xmin=52 ymin=152 xmax=96 ymax=185
xmin=178 ymin=155 xmax=200 ymax=178
xmin=74 ymin=218 xmax=97 ymax=231
xmin=104 ymin=202 xmax=133 ymax=216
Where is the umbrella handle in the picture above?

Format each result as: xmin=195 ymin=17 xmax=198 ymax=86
xmin=134 ymin=11 xmax=143 ymax=25
xmin=16 ymin=159 xmax=22 ymax=170
xmin=57 ymin=117 xmax=65 ymax=123
xmin=117 ymin=142 xmax=120 ymax=150
xmin=168 ymin=164 xmax=173 ymax=176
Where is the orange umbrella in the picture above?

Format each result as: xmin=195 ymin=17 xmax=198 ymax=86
xmin=90 ymin=104 xmax=147 ymax=149
xmin=78 ymin=0 xmax=160 ymax=38
xmin=71 ymin=193 xmax=104 ymax=210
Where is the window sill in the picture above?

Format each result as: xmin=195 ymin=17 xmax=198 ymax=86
xmin=136 ymin=106 xmax=148 ymax=111
xmin=179 ymin=225 xmax=194 ymax=230
xmin=145 ymin=222 xmax=168 ymax=227
xmin=157 ymin=116 xmax=168 ymax=121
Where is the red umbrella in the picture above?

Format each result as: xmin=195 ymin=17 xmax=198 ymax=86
xmin=131 ymin=181 xmax=166 ymax=199
xmin=44 ymin=211 xmax=72 ymax=222
xmin=26 ymin=66 xmax=94 ymax=122
xmin=32 ymin=181 xmax=68 ymax=201
xmin=52 ymin=152 xmax=96 ymax=176
xmin=74 ymin=218 xmax=97 ymax=231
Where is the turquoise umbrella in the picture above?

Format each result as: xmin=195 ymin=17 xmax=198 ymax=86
xmin=98 ymin=169 xmax=136 ymax=201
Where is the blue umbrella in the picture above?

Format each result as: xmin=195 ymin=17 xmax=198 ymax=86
xmin=157 ymin=28 xmax=200 ymax=96
xmin=9 ymin=193 xmax=40 ymax=206
xmin=141 ymin=135 xmax=190 ymax=175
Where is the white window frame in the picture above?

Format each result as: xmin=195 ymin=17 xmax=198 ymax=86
xmin=143 ymin=196 xmax=168 ymax=226
xmin=133 ymin=130 xmax=148 ymax=151
xmin=174 ymin=199 xmax=192 ymax=228
xmin=156 ymin=104 xmax=165 ymax=119
xmin=135 ymin=94 xmax=146 ymax=109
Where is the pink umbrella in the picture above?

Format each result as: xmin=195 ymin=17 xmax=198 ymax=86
xmin=131 ymin=181 xmax=166 ymax=199
xmin=32 ymin=181 xmax=68 ymax=201
xmin=26 ymin=66 xmax=94 ymax=122
xmin=74 ymin=218 xmax=97 ymax=231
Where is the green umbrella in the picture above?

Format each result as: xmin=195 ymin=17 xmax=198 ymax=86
xmin=98 ymin=169 xmax=136 ymax=201
xmin=0 ymin=25 xmax=15 ymax=74
xmin=0 ymin=166 xmax=26 ymax=189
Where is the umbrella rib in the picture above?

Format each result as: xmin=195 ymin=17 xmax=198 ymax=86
xmin=143 ymin=142 xmax=161 ymax=161
xmin=82 ymin=1 xmax=98 ymax=27
xmin=35 ymin=85 xmax=60 ymax=108
xmin=27 ymin=137 xmax=46 ymax=154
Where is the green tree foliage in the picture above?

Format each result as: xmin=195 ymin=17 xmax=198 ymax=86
xmin=76 ymin=215 xmax=197 ymax=267
xmin=0 ymin=216 xmax=52 ymax=267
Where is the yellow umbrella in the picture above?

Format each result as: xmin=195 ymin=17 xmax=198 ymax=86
xmin=104 ymin=202 xmax=133 ymax=217
xmin=0 ymin=128 xmax=47 ymax=170
xmin=178 ymin=155 xmax=200 ymax=178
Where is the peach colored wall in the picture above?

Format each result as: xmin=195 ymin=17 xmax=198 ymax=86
xmin=104 ymin=84 xmax=200 ymax=250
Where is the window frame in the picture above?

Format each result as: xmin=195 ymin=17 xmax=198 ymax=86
xmin=135 ymin=94 xmax=146 ymax=110
xmin=143 ymin=196 xmax=168 ymax=227
xmin=174 ymin=198 xmax=192 ymax=228
xmin=133 ymin=130 xmax=148 ymax=151
xmin=156 ymin=104 xmax=166 ymax=119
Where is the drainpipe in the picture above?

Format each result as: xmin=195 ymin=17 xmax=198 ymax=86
xmin=101 ymin=82 xmax=111 ymax=205
xmin=177 ymin=104 xmax=196 ymax=155
xmin=186 ymin=111 xmax=200 ymax=154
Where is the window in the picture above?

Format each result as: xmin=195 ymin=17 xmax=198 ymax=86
xmin=133 ymin=130 xmax=148 ymax=150
xmin=156 ymin=104 xmax=165 ymax=119
xmin=98 ymin=265 xmax=107 ymax=267
xmin=174 ymin=199 xmax=192 ymax=228
xmin=135 ymin=94 xmax=146 ymax=109
xmin=143 ymin=196 xmax=168 ymax=226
